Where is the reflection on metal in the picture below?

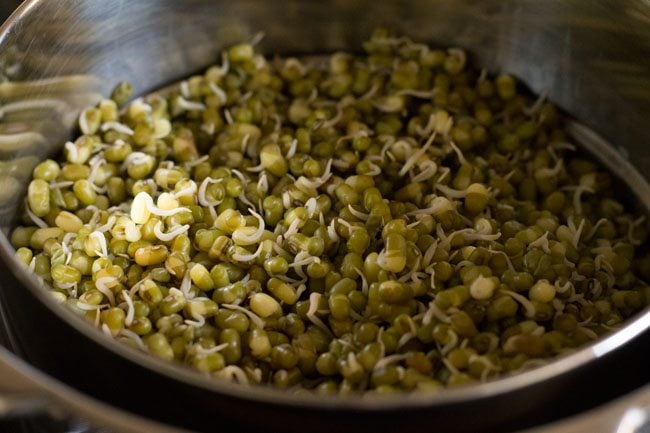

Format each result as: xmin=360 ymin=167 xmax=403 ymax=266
xmin=0 ymin=74 xmax=102 ymax=220
xmin=0 ymin=345 xmax=192 ymax=432
xmin=0 ymin=392 xmax=48 ymax=418
xmin=616 ymin=407 xmax=649 ymax=433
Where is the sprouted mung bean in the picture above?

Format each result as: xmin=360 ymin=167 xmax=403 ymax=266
xmin=11 ymin=29 xmax=650 ymax=393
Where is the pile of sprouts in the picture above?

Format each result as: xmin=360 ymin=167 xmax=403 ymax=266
xmin=11 ymin=29 xmax=650 ymax=393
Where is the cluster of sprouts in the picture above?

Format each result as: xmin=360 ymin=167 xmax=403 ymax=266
xmin=11 ymin=29 xmax=650 ymax=393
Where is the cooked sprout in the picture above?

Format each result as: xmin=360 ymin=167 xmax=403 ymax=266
xmin=11 ymin=30 xmax=649 ymax=394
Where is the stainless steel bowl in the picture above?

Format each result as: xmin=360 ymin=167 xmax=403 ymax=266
xmin=0 ymin=1 xmax=649 ymax=432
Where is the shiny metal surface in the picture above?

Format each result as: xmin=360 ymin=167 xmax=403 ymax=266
xmin=0 ymin=1 xmax=649 ymax=432
xmin=523 ymin=383 xmax=650 ymax=433
xmin=0 ymin=345 xmax=191 ymax=433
